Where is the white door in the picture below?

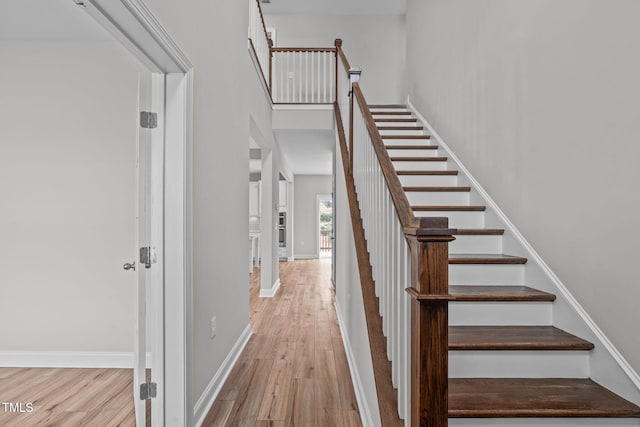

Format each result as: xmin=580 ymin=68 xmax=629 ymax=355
xmin=132 ymin=71 xmax=165 ymax=426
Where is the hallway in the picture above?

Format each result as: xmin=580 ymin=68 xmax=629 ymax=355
xmin=203 ymin=259 xmax=363 ymax=426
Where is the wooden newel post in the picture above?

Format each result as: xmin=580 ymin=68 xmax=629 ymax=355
xmin=405 ymin=217 xmax=455 ymax=427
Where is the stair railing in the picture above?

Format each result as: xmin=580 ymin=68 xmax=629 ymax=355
xmin=336 ymin=44 xmax=455 ymax=425
xmin=271 ymin=47 xmax=336 ymax=104
xmin=248 ymin=0 xmax=272 ymax=91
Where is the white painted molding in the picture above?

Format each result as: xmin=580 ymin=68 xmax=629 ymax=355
xmin=192 ymin=324 xmax=252 ymax=427
xmin=120 ymin=0 xmax=192 ymax=72
xmin=259 ymin=278 xmax=281 ymax=298
xmin=334 ymin=301 xmax=375 ymax=427
xmin=407 ymin=96 xmax=640 ymax=393
xmin=0 ymin=351 xmax=151 ymax=368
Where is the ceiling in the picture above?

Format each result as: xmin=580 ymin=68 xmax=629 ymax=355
xmin=0 ymin=0 xmax=112 ymax=40
xmin=275 ymin=130 xmax=334 ymax=175
xmin=262 ymin=0 xmax=406 ymax=15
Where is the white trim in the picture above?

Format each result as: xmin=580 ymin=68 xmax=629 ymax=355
xmin=407 ymin=96 xmax=640 ymax=394
xmin=259 ymin=278 xmax=281 ymax=298
xmin=192 ymin=324 xmax=252 ymax=427
xmin=79 ymin=2 xmax=194 ymax=425
xmin=334 ymin=301 xmax=375 ymax=427
xmin=0 ymin=351 xmax=147 ymax=369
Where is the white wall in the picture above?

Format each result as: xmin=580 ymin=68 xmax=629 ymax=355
xmin=406 ymin=0 xmax=640 ymax=374
xmin=264 ymin=14 xmax=406 ymax=104
xmin=143 ymin=0 xmax=251 ymax=417
xmin=0 ymin=41 xmax=142 ymax=353
xmin=293 ymin=175 xmax=332 ymax=258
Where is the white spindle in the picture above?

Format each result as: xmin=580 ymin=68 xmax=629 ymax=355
xmin=350 ymin=93 xmax=414 ymax=426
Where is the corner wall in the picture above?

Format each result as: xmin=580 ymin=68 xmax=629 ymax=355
xmin=143 ymin=0 xmax=251 ymax=419
xmin=406 ymin=0 xmax=640 ymax=374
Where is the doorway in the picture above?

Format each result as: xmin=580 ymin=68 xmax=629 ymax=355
xmin=0 ymin=1 xmax=192 ymax=426
xmin=317 ymin=194 xmax=333 ymax=259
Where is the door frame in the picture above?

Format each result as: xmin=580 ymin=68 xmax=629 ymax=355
xmin=80 ymin=1 xmax=193 ymax=425
xmin=317 ymin=193 xmax=333 ymax=259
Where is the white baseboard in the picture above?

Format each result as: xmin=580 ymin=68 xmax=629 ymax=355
xmin=193 ymin=324 xmax=252 ymax=426
xmin=334 ymin=301 xmax=375 ymax=427
xmin=259 ymin=278 xmax=281 ymax=298
xmin=0 ymin=351 xmax=149 ymax=368
xmin=407 ymin=96 xmax=640 ymax=396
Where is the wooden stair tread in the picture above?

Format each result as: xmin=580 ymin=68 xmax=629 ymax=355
xmin=449 ymin=285 xmax=556 ymax=301
xmin=374 ymin=118 xmax=417 ymax=122
xmin=449 ymin=326 xmax=594 ymax=350
xmin=397 ymin=170 xmax=458 ymax=176
xmin=372 ymin=111 xmax=412 ymax=115
xmin=449 ymin=378 xmax=640 ymax=417
xmin=454 ymin=228 xmax=504 ymax=235
xmin=391 ymin=156 xmax=448 ymax=161
xmin=404 ymin=186 xmax=470 ymax=192
xmin=385 ymin=145 xmax=438 ymax=150
xmin=412 ymin=205 xmax=485 ymax=211
xmin=383 ymin=135 xmax=431 ymax=139
xmin=377 ymin=125 xmax=424 ymax=130
xmin=449 ymin=253 xmax=527 ymax=264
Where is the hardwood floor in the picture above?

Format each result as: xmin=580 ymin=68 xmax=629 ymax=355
xmin=0 ymin=367 xmax=134 ymax=426
xmin=203 ymin=259 xmax=362 ymax=427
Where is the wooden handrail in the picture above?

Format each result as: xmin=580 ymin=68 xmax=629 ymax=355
xmin=335 ymin=38 xmax=351 ymax=74
xmin=271 ymin=47 xmax=336 ymax=53
xmin=254 ymin=0 xmax=271 ymax=45
xmin=352 ymin=83 xmax=418 ymax=229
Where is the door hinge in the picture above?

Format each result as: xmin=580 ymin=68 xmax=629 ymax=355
xmin=140 ymin=246 xmax=154 ymax=269
xmin=140 ymin=382 xmax=157 ymax=400
xmin=140 ymin=111 xmax=158 ymax=129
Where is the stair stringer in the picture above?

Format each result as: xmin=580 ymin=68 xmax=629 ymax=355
xmin=406 ymin=96 xmax=640 ymax=407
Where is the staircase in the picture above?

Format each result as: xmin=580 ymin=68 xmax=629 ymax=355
xmin=370 ymin=104 xmax=640 ymax=425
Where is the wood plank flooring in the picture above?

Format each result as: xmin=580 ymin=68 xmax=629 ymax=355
xmin=203 ymin=259 xmax=362 ymax=426
xmin=0 ymin=367 xmax=134 ymax=426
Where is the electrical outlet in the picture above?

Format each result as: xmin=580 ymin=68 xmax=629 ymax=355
xmin=210 ymin=316 xmax=217 ymax=339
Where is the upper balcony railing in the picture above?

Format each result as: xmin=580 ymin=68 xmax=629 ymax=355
xmin=248 ymin=0 xmax=337 ymax=105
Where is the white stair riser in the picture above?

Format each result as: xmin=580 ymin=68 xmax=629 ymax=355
xmin=370 ymin=108 xmax=409 ymax=113
xmin=385 ymin=149 xmax=442 ymax=157
xmin=450 ymin=234 xmax=502 ymax=254
xmin=393 ymin=161 xmax=448 ymax=171
xmin=378 ymin=129 xmax=426 ymax=136
xmin=449 ymin=419 xmax=640 ymax=427
xmin=449 ymin=350 xmax=589 ymax=378
xmin=449 ymin=301 xmax=552 ymax=326
xmin=398 ymin=175 xmax=459 ymax=186
xmin=384 ymin=138 xmax=433 ymax=146
xmin=414 ymin=211 xmax=485 ymax=228
xmin=372 ymin=114 xmax=414 ymax=120
xmin=449 ymin=264 xmax=524 ymax=285
xmin=375 ymin=121 xmax=419 ymax=127
xmin=405 ymin=191 xmax=470 ymax=205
